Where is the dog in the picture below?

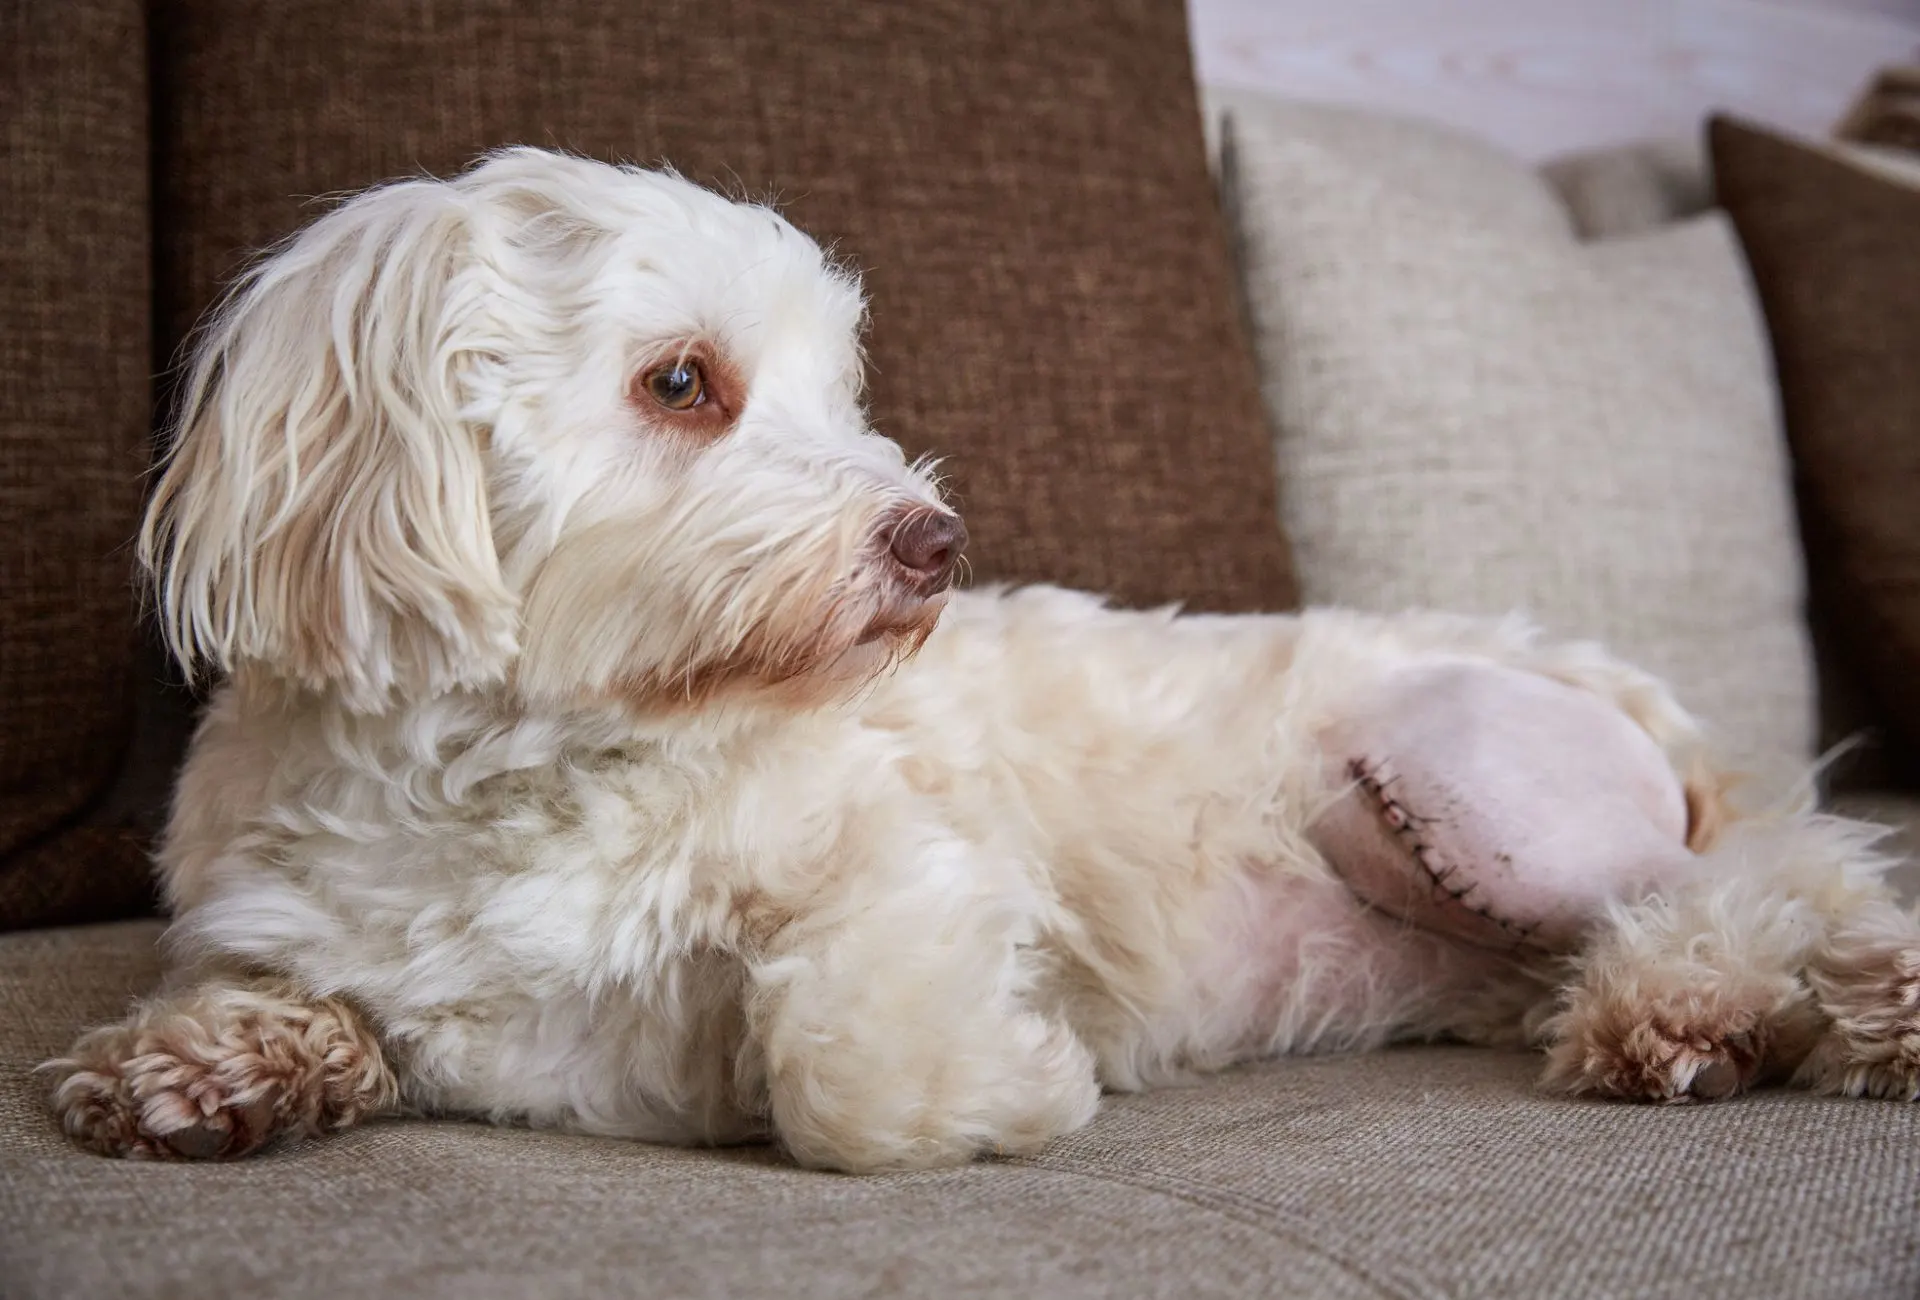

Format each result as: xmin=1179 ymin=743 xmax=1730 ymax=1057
xmin=46 ymin=149 xmax=1920 ymax=1172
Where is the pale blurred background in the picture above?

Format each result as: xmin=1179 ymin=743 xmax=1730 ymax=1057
xmin=1188 ymin=0 xmax=1920 ymax=159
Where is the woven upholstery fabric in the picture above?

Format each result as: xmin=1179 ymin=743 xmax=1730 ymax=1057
xmin=1219 ymin=94 xmax=1815 ymax=789
xmin=150 ymin=0 xmax=1294 ymax=616
xmin=0 ymin=2 xmax=153 ymax=930
xmin=5 ymin=922 xmax=1919 ymax=1299
xmin=1712 ymin=118 xmax=1920 ymax=761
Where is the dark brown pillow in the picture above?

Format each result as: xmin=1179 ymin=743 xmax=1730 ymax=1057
xmin=1836 ymin=66 xmax=1920 ymax=153
xmin=152 ymin=0 xmax=1295 ymax=616
xmin=0 ymin=2 xmax=157 ymax=930
xmin=1711 ymin=117 xmax=1920 ymax=759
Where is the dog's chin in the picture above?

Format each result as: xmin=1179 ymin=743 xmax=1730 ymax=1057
xmin=755 ymin=586 xmax=952 ymax=700
xmin=600 ymin=589 xmax=950 ymax=721
xmin=810 ymin=589 xmax=949 ymax=690
xmin=855 ymin=591 xmax=949 ymax=650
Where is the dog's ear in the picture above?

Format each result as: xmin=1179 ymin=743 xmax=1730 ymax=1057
xmin=143 ymin=179 xmax=517 ymax=709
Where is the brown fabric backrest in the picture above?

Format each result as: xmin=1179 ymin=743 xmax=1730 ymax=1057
xmin=1711 ymin=117 xmax=1920 ymax=785
xmin=151 ymin=0 xmax=1295 ymax=614
xmin=0 ymin=2 xmax=156 ymax=930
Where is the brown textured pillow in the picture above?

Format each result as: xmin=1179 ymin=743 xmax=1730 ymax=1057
xmin=151 ymin=0 xmax=1294 ymax=616
xmin=1836 ymin=66 xmax=1920 ymax=153
xmin=0 ymin=1 xmax=156 ymax=930
xmin=1711 ymin=117 xmax=1920 ymax=757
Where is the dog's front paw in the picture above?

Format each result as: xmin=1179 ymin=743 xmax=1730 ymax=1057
xmin=46 ymin=985 xmax=398 ymax=1160
xmin=1538 ymin=969 xmax=1810 ymax=1103
xmin=766 ymin=1010 xmax=1100 ymax=1173
xmin=1797 ymin=932 xmax=1920 ymax=1102
xmin=46 ymin=1025 xmax=287 ymax=1160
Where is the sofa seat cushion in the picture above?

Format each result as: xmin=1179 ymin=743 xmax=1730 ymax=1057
xmin=5 ymin=922 xmax=1918 ymax=1298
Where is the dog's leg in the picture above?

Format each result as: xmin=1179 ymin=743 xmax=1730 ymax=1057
xmin=1302 ymin=614 xmax=1917 ymax=1103
xmin=1539 ymin=812 xmax=1904 ymax=1102
xmin=1796 ymin=896 xmax=1920 ymax=1101
xmin=45 ymin=975 xmax=398 ymax=1159
xmin=747 ymin=839 xmax=1100 ymax=1173
xmin=1313 ymin=659 xmax=1699 ymax=954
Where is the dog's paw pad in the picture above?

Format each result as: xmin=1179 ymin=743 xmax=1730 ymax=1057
xmin=1545 ymin=1001 xmax=1773 ymax=1104
xmin=157 ymin=1092 xmax=282 ymax=1160
xmin=161 ymin=1119 xmax=233 ymax=1160
xmin=1631 ymin=1021 xmax=1764 ymax=1103
xmin=1688 ymin=1055 xmax=1745 ymax=1101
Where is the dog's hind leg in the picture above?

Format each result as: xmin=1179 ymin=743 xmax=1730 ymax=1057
xmin=1539 ymin=809 xmax=1913 ymax=1103
xmin=1295 ymin=611 xmax=1918 ymax=1104
xmin=45 ymin=975 xmax=399 ymax=1159
xmin=1796 ymin=891 xmax=1920 ymax=1101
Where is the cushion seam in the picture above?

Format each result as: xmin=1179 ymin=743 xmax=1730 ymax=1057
xmin=1015 ymin=1149 xmax=1431 ymax=1299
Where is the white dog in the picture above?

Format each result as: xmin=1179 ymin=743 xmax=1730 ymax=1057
xmin=48 ymin=150 xmax=1920 ymax=1172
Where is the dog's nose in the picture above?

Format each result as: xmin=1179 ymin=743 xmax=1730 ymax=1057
xmin=889 ymin=511 xmax=967 ymax=590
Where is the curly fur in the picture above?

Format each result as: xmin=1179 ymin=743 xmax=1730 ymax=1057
xmin=48 ymin=979 xmax=396 ymax=1159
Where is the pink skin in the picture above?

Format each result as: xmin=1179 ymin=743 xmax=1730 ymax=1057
xmin=1312 ymin=660 xmax=1696 ymax=954
xmin=1179 ymin=658 xmax=1696 ymax=1066
xmin=1184 ymin=869 xmax=1523 ymax=1065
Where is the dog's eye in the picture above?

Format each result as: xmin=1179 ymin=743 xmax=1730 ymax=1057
xmin=643 ymin=362 xmax=706 ymax=411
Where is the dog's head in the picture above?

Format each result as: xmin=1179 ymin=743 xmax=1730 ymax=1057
xmin=145 ymin=149 xmax=962 ymax=715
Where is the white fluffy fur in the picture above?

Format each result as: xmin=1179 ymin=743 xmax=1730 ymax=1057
xmin=47 ymin=150 xmax=1920 ymax=1172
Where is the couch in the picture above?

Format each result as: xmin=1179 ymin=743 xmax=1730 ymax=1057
xmin=4 ymin=3 xmax=1917 ymax=1296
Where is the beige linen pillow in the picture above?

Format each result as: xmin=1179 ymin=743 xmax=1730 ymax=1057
xmin=1218 ymin=95 xmax=1815 ymax=788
